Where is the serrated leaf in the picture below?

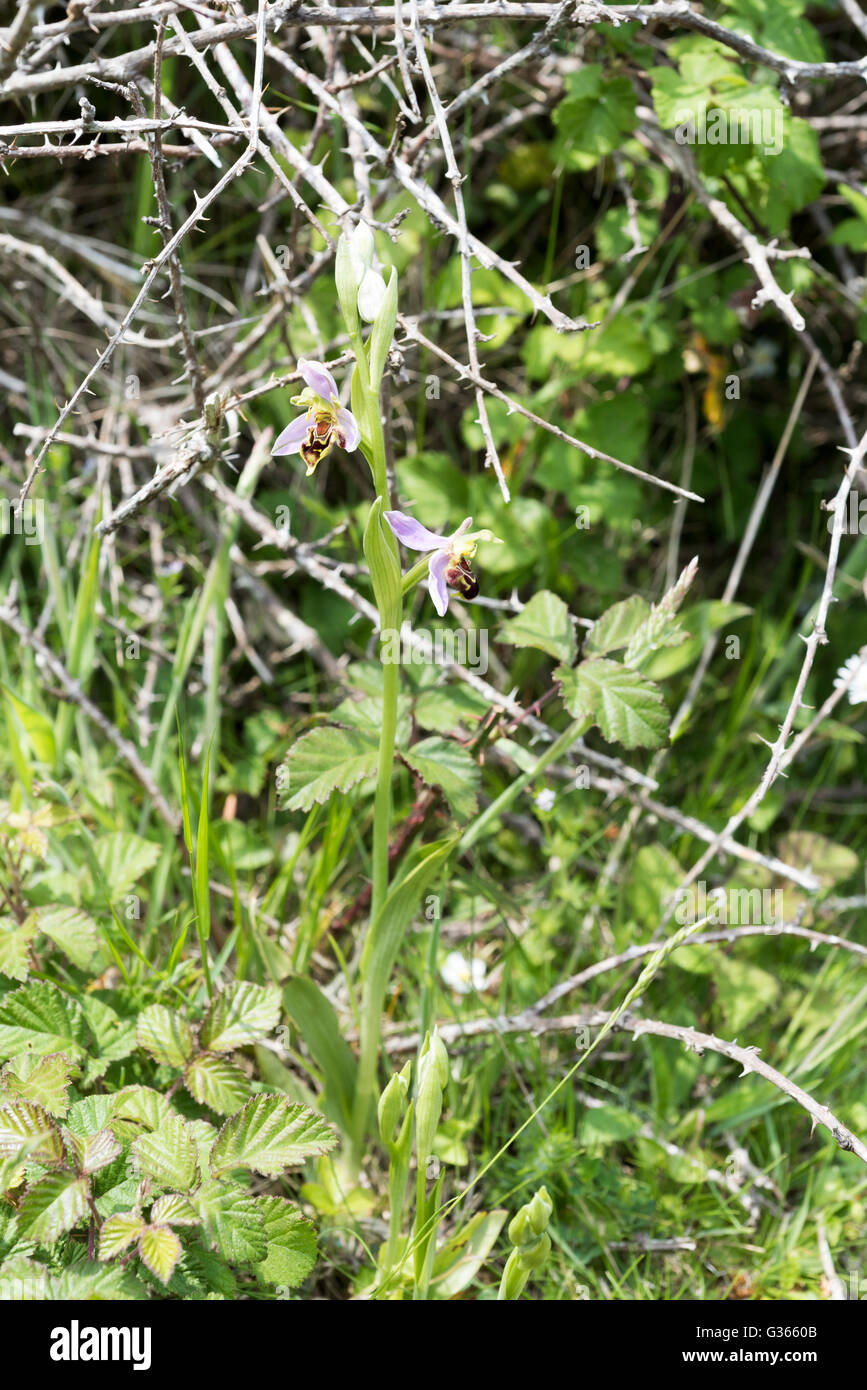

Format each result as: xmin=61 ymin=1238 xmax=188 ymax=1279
xmin=585 ymin=595 xmax=651 ymax=656
xmin=277 ymin=726 xmax=379 ymax=813
xmin=18 ymin=1171 xmax=89 ymax=1243
xmin=254 ymin=1197 xmax=317 ymax=1287
xmin=139 ymin=1224 xmax=182 ymax=1285
xmin=0 ymin=981 xmax=87 ymax=1062
xmin=184 ymin=1054 xmax=249 ymax=1114
xmin=401 ymin=737 xmax=480 ymax=821
xmin=0 ymin=1256 xmax=49 ymax=1299
xmin=79 ymin=995 xmax=137 ymax=1080
xmin=776 ymin=831 xmax=859 ymax=889
xmin=0 ymin=916 xmax=36 ymax=982
xmin=150 ymin=1192 xmax=199 ymax=1227
xmin=500 ymin=590 xmax=576 ymax=663
xmin=132 ymin=1114 xmax=198 ymax=1191
xmin=99 ymin=1211 xmax=145 ymax=1260
xmin=90 ymin=832 xmax=160 ymax=899
xmin=0 ymin=1100 xmax=64 ymax=1166
xmin=191 ymin=1180 xmax=267 ymax=1263
xmin=1 ymin=1052 xmax=77 ymax=1117
xmin=66 ymin=1126 xmax=122 ymax=1175
xmin=136 ymin=1004 xmax=195 ymax=1067
xmin=110 ymin=1085 xmax=172 ymax=1136
xmin=558 ymin=658 xmax=669 ymax=749
xmin=209 ymin=1095 xmax=336 ymax=1179
xmin=46 ymin=1262 xmax=144 ymax=1300
xmin=35 ymin=905 xmax=99 ymax=970
xmin=200 ymin=982 xmax=281 ymax=1054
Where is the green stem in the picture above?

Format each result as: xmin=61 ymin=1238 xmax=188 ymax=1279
xmin=351 ymin=334 xmax=403 ymax=1164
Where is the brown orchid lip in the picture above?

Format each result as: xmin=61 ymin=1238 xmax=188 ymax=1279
xmin=445 ymin=556 xmax=480 ymax=600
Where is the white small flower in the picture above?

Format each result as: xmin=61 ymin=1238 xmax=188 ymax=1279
xmin=535 ymin=788 xmax=557 ymax=813
xmin=440 ymin=951 xmax=486 ymax=995
xmin=834 ymin=653 xmax=867 ymax=705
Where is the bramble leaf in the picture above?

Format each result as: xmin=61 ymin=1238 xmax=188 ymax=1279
xmin=18 ymin=1171 xmax=89 ymax=1243
xmin=140 ymin=1225 xmax=182 ymax=1285
xmin=500 ymin=590 xmax=576 ymax=663
xmin=200 ymin=982 xmax=281 ymax=1054
xmin=131 ymin=1114 xmax=198 ymax=1191
xmin=136 ymin=1004 xmax=195 ymax=1068
xmin=184 ymin=1054 xmax=249 ymax=1114
xmin=209 ymin=1095 xmax=336 ymax=1179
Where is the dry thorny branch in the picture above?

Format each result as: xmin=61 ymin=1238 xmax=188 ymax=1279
xmin=1 ymin=0 xmax=867 ymax=1191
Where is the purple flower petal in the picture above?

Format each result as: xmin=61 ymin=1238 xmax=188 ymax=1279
xmin=335 ymin=406 xmax=360 ymax=452
xmin=428 ymin=550 xmax=450 ymax=617
xmin=384 ymin=510 xmax=448 ymax=553
xmin=298 ymin=358 xmax=338 ymax=401
xmin=272 ymin=412 xmax=309 ymax=456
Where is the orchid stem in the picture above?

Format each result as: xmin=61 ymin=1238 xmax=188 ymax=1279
xmin=352 ymin=332 xmax=402 ymax=1164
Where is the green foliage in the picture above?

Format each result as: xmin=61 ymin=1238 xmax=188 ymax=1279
xmin=0 ymin=980 xmax=333 ymax=1299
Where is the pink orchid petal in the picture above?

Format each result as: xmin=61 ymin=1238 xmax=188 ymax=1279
xmin=384 ymin=510 xmax=449 ymax=552
xmin=336 ymin=406 xmax=360 ymax=452
xmin=271 ymin=412 xmax=309 ymax=456
xmin=298 ymin=358 xmax=338 ymax=401
xmin=428 ymin=550 xmax=450 ymax=617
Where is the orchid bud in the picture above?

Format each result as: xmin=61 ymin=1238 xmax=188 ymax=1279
xmin=378 ymin=1063 xmax=410 ymax=1146
xmin=415 ymin=1030 xmax=446 ymax=1165
xmin=499 ymin=1186 xmax=553 ymax=1300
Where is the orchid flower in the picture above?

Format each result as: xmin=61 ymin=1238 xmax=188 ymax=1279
xmin=272 ymin=359 xmax=360 ymax=475
xmin=384 ymin=510 xmax=500 ymax=617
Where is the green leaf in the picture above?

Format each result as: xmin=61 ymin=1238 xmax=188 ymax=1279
xmin=0 ymin=917 xmax=36 ymax=982
xmin=132 ymin=1114 xmax=198 ymax=1191
xmin=401 ymin=737 xmax=480 ymax=821
xmin=281 ymin=977 xmax=357 ymax=1131
xmin=150 ymin=1192 xmax=199 ymax=1227
xmin=136 ymin=1004 xmax=195 ymax=1068
xmin=0 ymin=1099 xmax=65 ymax=1165
xmin=0 ymin=1053 xmax=77 ymax=1117
xmin=431 ymin=1209 xmax=508 ymax=1297
xmin=191 ymin=1180 xmax=268 ymax=1264
xmin=184 ymin=1054 xmax=250 ymax=1115
xmin=139 ymin=1225 xmax=182 ymax=1285
xmin=47 ymin=1262 xmax=143 ymax=1300
xmin=363 ymin=494 xmax=402 ymax=629
xmin=99 ymin=1211 xmax=145 ymax=1260
xmin=500 ymin=590 xmax=576 ymax=663
xmin=367 ymin=266 xmax=399 ymax=388
xmin=0 ymin=684 xmax=56 ymax=765
xmin=200 ymin=981 xmax=281 ymax=1053
xmin=90 ymin=832 xmax=160 ymax=899
xmin=66 ymin=1127 xmax=123 ymax=1175
xmin=34 ymin=905 xmax=99 ymax=970
xmin=0 ymin=982 xmax=87 ymax=1062
xmin=554 ymin=66 xmax=637 ymax=171
xmin=557 ymin=659 xmax=669 ymax=749
xmin=277 ymin=726 xmax=379 ymax=813
xmin=776 ymin=832 xmax=859 ymax=890
xmin=18 ymin=1171 xmax=89 ymax=1243
xmin=254 ymin=1196 xmax=317 ymax=1287
xmin=109 ymin=1085 xmax=172 ymax=1136
xmin=585 ymin=596 xmax=651 ymax=656
xmin=209 ymin=1095 xmax=336 ymax=1179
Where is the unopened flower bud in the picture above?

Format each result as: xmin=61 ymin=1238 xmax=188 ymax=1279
xmin=378 ymin=1066 xmax=409 ymax=1146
